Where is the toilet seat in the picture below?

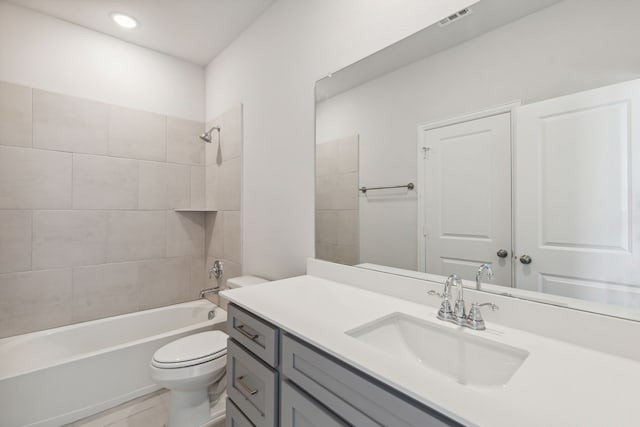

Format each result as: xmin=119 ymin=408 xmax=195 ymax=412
xmin=152 ymin=331 xmax=227 ymax=369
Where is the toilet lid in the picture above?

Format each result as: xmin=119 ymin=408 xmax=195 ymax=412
xmin=152 ymin=331 xmax=228 ymax=368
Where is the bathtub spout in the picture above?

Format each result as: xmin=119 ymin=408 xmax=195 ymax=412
xmin=199 ymin=287 xmax=221 ymax=299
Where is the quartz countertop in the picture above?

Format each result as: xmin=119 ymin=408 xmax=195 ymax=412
xmin=221 ymin=275 xmax=640 ymax=426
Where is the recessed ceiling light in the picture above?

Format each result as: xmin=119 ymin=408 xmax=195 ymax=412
xmin=110 ymin=12 xmax=138 ymax=29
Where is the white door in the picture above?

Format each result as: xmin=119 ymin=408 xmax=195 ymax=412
xmin=422 ymin=113 xmax=512 ymax=286
xmin=516 ymin=80 xmax=640 ymax=308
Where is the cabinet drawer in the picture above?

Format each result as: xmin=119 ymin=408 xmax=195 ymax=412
xmin=228 ymin=303 xmax=278 ymax=367
xmin=281 ymin=380 xmax=348 ymax=427
xmin=226 ymin=398 xmax=255 ymax=427
xmin=281 ymin=334 xmax=461 ymax=427
xmin=227 ymin=338 xmax=278 ymax=427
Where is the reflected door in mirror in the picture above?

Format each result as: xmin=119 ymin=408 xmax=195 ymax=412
xmin=421 ymin=113 xmax=512 ymax=286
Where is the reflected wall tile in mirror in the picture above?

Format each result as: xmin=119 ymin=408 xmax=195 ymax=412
xmin=338 ymin=135 xmax=359 ymax=174
xmin=315 ymin=174 xmax=336 ymax=210
xmin=0 ymin=81 xmax=32 ymax=148
xmin=334 ymin=172 xmax=358 ymax=210
xmin=316 ymin=141 xmax=338 ymax=177
xmin=315 ymin=210 xmax=338 ymax=245
xmin=337 ymin=210 xmax=358 ymax=247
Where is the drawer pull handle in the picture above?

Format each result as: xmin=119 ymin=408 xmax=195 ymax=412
xmin=237 ymin=375 xmax=258 ymax=396
xmin=235 ymin=324 xmax=259 ymax=340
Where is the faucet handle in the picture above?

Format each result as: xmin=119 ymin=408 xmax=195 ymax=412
xmin=466 ymin=302 xmax=499 ymax=330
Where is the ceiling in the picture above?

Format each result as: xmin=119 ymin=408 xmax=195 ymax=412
xmin=8 ymin=0 xmax=276 ymax=65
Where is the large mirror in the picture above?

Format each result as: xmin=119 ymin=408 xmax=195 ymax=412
xmin=314 ymin=0 xmax=640 ymax=320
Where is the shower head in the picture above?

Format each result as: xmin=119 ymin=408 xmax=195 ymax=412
xmin=199 ymin=126 xmax=220 ymax=143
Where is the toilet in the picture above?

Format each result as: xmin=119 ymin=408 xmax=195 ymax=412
xmin=149 ymin=275 xmax=268 ymax=427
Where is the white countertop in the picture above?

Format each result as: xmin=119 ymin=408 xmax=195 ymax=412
xmin=221 ymin=275 xmax=640 ymax=426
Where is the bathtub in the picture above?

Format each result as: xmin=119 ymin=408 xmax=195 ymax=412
xmin=0 ymin=300 xmax=227 ymax=427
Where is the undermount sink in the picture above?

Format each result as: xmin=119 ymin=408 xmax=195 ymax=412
xmin=346 ymin=312 xmax=528 ymax=387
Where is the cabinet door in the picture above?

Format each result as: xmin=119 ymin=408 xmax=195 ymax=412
xmin=226 ymin=398 xmax=255 ymax=427
xmin=281 ymin=381 xmax=347 ymax=427
xmin=282 ymin=334 xmax=461 ymax=427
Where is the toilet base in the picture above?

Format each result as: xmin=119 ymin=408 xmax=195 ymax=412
xmin=168 ymin=389 xmax=210 ymax=427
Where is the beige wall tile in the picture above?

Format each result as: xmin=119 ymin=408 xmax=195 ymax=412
xmin=335 ymin=244 xmax=359 ymax=265
xmin=72 ymin=262 xmax=140 ymax=322
xmin=107 ymin=211 xmax=166 ymax=262
xmin=166 ymin=117 xmax=205 ymax=165
xmin=73 ymin=154 xmax=138 ymax=209
xmin=205 ymin=211 xmax=223 ymax=260
xmin=337 ymin=209 xmax=359 ymax=246
xmin=138 ymin=257 xmax=191 ymax=310
xmin=189 ymin=256 xmax=206 ymax=297
xmin=338 ymin=135 xmax=359 ymax=174
xmin=190 ymin=166 xmax=205 ymax=209
xmin=316 ymin=140 xmax=338 ymax=177
xmin=0 ymin=81 xmax=32 ymax=148
xmin=33 ymin=90 xmax=108 ymax=155
xmin=220 ymin=105 xmax=242 ymax=161
xmin=33 ymin=210 xmax=108 ymax=269
xmin=0 ymin=210 xmax=32 ymax=274
xmin=166 ymin=211 xmax=205 ymax=257
xmin=315 ymin=241 xmax=336 ymax=263
xmin=315 ymin=210 xmax=338 ymax=245
xmin=315 ymin=174 xmax=336 ymax=210
xmin=205 ymin=163 xmax=219 ymax=210
xmin=138 ymin=161 xmax=189 ymax=210
xmin=223 ymin=210 xmax=241 ymax=264
xmin=109 ymin=106 xmax=166 ymax=161
xmin=0 ymin=146 xmax=72 ymax=209
xmin=0 ymin=269 xmax=72 ymax=338
xmin=334 ymin=172 xmax=358 ymax=210
xmin=220 ymin=157 xmax=241 ymax=210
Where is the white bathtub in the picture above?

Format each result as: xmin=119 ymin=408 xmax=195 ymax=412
xmin=0 ymin=300 xmax=227 ymax=427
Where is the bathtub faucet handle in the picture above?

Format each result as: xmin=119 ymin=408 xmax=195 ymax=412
xmin=209 ymin=260 xmax=223 ymax=280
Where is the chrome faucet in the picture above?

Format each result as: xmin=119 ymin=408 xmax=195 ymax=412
xmin=200 ymin=260 xmax=224 ymax=299
xmin=430 ymin=273 xmax=498 ymax=330
xmin=475 ymin=263 xmax=494 ymax=291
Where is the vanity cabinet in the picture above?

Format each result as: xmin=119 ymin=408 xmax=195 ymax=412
xmin=226 ymin=303 xmax=462 ymax=427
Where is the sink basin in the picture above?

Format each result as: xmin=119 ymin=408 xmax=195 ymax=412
xmin=346 ymin=312 xmax=528 ymax=387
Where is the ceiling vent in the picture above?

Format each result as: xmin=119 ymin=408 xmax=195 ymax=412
xmin=438 ymin=8 xmax=473 ymax=27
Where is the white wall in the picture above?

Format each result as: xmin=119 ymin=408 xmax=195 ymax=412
xmin=205 ymin=0 xmax=473 ymax=279
xmin=316 ymin=0 xmax=640 ymax=270
xmin=0 ymin=2 xmax=204 ymax=121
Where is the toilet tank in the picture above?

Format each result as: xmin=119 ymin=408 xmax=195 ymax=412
xmin=227 ymin=276 xmax=269 ymax=289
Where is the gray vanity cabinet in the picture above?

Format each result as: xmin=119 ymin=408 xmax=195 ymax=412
xmin=280 ymin=381 xmax=348 ymax=427
xmin=226 ymin=304 xmax=462 ymax=427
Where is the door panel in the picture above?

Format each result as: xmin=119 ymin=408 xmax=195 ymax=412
xmin=423 ymin=113 xmax=512 ymax=286
xmin=516 ymin=79 xmax=640 ymax=307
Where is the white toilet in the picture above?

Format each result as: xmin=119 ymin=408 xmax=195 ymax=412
xmin=149 ymin=275 xmax=268 ymax=427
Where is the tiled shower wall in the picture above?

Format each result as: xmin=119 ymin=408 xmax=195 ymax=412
xmin=0 ymin=81 xmax=243 ymax=339
xmin=203 ymin=106 xmax=243 ymax=295
xmin=315 ymin=135 xmax=359 ymax=265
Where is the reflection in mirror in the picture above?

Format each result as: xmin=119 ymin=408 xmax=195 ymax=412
xmin=314 ymin=0 xmax=640 ymax=320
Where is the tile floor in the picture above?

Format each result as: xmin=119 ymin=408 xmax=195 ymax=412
xmin=66 ymin=390 xmax=226 ymax=427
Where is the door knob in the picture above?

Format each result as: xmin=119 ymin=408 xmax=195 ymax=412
xmin=496 ymin=249 xmax=508 ymax=258
xmin=519 ymin=255 xmax=532 ymax=265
